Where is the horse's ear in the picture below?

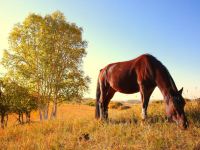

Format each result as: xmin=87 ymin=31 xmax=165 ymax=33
xmin=179 ymin=87 xmax=183 ymax=95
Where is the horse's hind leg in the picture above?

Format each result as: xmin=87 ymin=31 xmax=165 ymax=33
xmin=99 ymin=79 xmax=109 ymax=120
xmin=104 ymin=87 xmax=115 ymax=119
xmin=99 ymin=81 xmax=115 ymax=120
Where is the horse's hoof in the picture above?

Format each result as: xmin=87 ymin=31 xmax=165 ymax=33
xmin=141 ymin=115 xmax=147 ymax=120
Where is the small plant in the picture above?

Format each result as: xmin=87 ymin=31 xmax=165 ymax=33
xmin=118 ymin=105 xmax=131 ymax=110
xmin=84 ymin=100 xmax=95 ymax=107
xmin=109 ymin=102 xmax=123 ymax=109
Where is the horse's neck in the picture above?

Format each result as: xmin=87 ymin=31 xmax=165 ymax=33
xmin=156 ymin=71 xmax=177 ymax=100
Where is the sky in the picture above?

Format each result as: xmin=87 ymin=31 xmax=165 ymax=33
xmin=0 ymin=0 xmax=200 ymax=100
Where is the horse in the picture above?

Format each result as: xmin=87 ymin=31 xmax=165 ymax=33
xmin=95 ymin=54 xmax=188 ymax=129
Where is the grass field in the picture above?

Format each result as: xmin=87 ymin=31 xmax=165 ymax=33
xmin=0 ymin=100 xmax=200 ymax=150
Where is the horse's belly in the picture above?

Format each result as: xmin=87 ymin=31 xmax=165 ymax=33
xmin=110 ymin=80 xmax=139 ymax=94
xmin=107 ymin=64 xmax=139 ymax=94
xmin=117 ymin=85 xmax=139 ymax=94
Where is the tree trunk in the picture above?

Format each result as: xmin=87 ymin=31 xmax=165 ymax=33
xmin=18 ymin=113 xmax=21 ymax=124
xmin=39 ymin=104 xmax=49 ymax=121
xmin=26 ymin=112 xmax=30 ymax=123
xmin=5 ymin=114 xmax=8 ymax=127
xmin=51 ymin=89 xmax=58 ymax=119
xmin=1 ymin=113 xmax=5 ymax=129
xmin=22 ymin=113 xmax=24 ymax=124
xmin=39 ymin=109 xmax=43 ymax=121
xmin=43 ymin=103 xmax=49 ymax=120
xmin=51 ymin=101 xmax=57 ymax=119
xmin=18 ymin=113 xmax=24 ymax=124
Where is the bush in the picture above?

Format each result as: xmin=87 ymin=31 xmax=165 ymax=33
xmin=83 ymin=99 xmax=95 ymax=107
xmin=118 ymin=105 xmax=131 ymax=110
xmin=152 ymin=100 xmax=163 ymax=104
xmin=109 ymin=102 xmax=123 ymax=109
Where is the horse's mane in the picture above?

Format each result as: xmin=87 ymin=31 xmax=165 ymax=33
xmin=144 ymin=54 xmax=178 ymax=92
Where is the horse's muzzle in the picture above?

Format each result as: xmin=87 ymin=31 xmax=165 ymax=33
xmin=167 ymin=116 xmax=189 ymax=129
xmin=181 ymin=120 xmax=189 ymax=129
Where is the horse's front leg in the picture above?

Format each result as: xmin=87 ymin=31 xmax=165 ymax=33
xmin=141 ymin=97 xmax=150 ymax=120
xmin=139 ymin=83 xmax=155 ymax=120
xmin=138 ymin=83 xmax=147 ymax=120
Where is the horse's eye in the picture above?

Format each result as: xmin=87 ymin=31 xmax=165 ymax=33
xmin=177 ymin=96 xmax=180 ymax=100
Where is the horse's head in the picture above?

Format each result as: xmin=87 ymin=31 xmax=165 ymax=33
xmin=166 ymin=88 xmax=189 ymax=129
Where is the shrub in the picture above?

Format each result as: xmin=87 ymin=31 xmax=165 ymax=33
xmin=118 ymin=105 xmax=131 ymax=110
xmin=83 ymin=99 xmax=95 ymax=107
xmin=109 ymin=102 xmax=123 ymax=109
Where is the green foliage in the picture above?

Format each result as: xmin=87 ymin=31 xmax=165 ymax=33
xmin=0 ymin=78 xmax=38 ymax=125
xmin=1 ymin=11 xmax=90 ymax=119
xmin=0 ymin=92 xmax=10 ymax=116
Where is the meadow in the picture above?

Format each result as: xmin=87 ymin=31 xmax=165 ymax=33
xmin=0 ymin=100 xmax=200 ymax=150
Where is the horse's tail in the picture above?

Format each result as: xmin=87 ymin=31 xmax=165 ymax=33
xmin=95 ymin=77 xmax=101 ymax=119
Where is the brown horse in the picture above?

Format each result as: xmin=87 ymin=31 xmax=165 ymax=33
xmin=95 ymin=54 xmax=188 ymax=129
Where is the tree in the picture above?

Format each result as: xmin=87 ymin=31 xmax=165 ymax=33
xmin=1 ymin=78 xmax=38 ymax=124
xmin=0 ymin=80 xmax=10 ymax=128
xmin=2 ymin=11 xmax=90 ymax=120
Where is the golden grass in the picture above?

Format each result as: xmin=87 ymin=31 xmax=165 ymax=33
xmin=0 ymin=101 xmax=200 ymax=150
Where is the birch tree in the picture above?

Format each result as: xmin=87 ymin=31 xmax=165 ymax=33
xmin=2 ymin=11 xmax=90 ymax=120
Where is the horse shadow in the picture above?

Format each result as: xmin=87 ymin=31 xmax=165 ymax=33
xmin=145 ymin=115 xmax=166 ymax=124
xmin=108 ymin=118 xmax=138 ymax=125
xmin=107 ymin=114 xmax=166 ymax=125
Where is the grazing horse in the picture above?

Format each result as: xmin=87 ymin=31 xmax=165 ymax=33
xmin=95 ymin=54 xmax=188 ymax=129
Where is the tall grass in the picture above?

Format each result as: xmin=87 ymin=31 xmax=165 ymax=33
xmin=0 ymin=101 xmax=200 ymax=150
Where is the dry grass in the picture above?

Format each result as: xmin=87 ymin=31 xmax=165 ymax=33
xmin=0 ymin=101 xmax=200 ymax=150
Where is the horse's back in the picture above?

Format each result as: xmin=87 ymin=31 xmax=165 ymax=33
xmin=99 ymin=54 xmax=158 ymax=94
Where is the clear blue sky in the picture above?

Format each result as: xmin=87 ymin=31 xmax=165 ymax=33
xmin=1 ymin=0 xmax=200 ymax=100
